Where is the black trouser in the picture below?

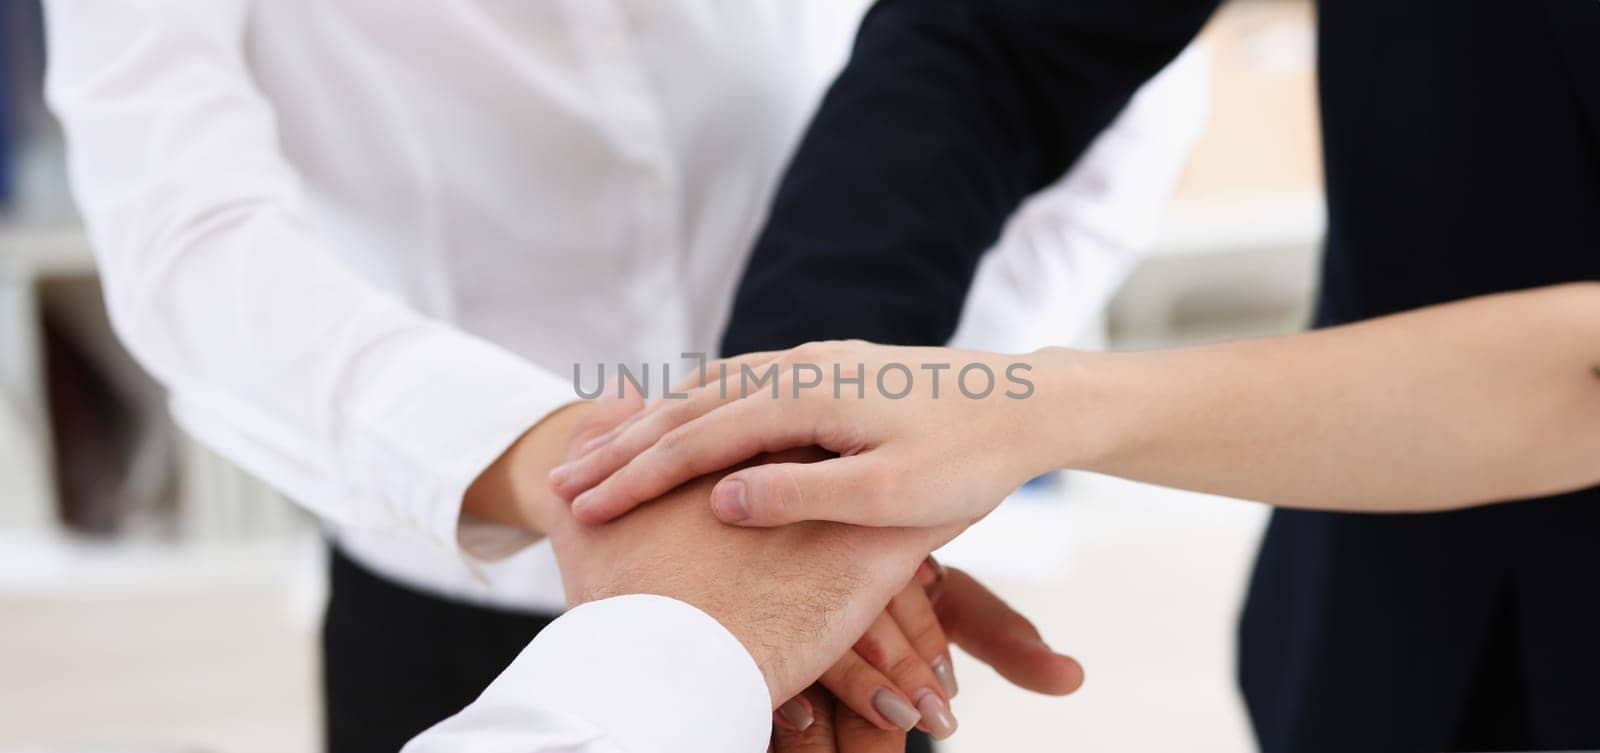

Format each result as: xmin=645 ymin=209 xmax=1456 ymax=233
xmin=323 ymin=546 xmax=560 ymax=753
xmin=323 ymin=546 xmax=933 ymax=752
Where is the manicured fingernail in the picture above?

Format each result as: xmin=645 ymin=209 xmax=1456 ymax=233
xmin=712 ymin=480 xmax=749 ymax=523
xmin=871 ymin=688 xmax=921 ymax=731
xmin=931 ymin=655 xmax=959 ymax=698
xmin=571 ymin=490 xmax=596 ymax=515
xmin=914 ymin=690 xmax=958 ymax=740
xmin=548 ymin=463 xmax=573 ymax=486
xmin=776 ymin=697 xmax=814 ymax=731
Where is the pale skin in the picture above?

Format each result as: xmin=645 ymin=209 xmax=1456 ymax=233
xmin=463 ymin=382 xmax=1082 ymax=739
xmin=550 ymin=282 xmax=1600 ymax=529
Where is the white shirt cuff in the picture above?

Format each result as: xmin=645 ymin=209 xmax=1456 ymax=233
xmin=409 ymin=594 xmax=773 ymax=753
xmin=338 ymin=323 xmax=575 ymax=567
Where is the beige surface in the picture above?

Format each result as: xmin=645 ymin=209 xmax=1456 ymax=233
xmin=0 ymin=587 xmax=317 ymax=753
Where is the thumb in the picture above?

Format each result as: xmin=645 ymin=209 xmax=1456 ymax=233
xmin=710 ymin=456 xmax=891 ymax=527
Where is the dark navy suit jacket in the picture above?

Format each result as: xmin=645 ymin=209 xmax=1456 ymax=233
xmin=720 ymin=1 xmax=1600 ymax=750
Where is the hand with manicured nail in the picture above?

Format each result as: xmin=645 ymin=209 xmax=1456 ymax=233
xmin=771 ymin=686 xmax=904 ymax=753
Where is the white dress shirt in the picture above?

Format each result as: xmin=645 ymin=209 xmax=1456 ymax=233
xmin=44 ymin=0 xmax=1205 ymax=617
xmin=402 ymin=594 xmax=774 ymax=753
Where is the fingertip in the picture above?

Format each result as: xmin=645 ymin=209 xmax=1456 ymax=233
xmin=1027 ymin=652 xmax=1084 ymax=696
xmin=1054 ymin=654 xmax=1086 ymax=695
xmin=547 ymin=463 xmax=574 ymax=495
xmin=568 ymin=492 xmax=616 ymax=525
xmin=1018 ymin=630 xmax=1084 ymax=695
xmin=775 ymin=696 xmax=815 ymax=732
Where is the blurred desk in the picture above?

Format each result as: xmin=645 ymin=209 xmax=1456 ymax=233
xmin=1114 ymin=192 xmax=1324 ymax=346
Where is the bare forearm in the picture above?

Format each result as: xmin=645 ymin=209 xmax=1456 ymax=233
xmin=1048 ymin=282 xmax=1600 ymax=512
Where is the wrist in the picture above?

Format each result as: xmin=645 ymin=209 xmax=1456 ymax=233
xmin=1024 ymin=346 xmax=1124 ymax=475
xmin=464 ymin=401 xmax=592 ymax=535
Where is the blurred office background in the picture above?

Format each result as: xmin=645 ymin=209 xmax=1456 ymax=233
xmin=1 ymin=1 xmax=1319 ymax=751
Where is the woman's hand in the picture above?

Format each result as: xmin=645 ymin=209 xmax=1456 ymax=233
xmin=788 ymin=558 xmax=1083 ymax=740
xmin=550 ymin=341 xmax=1068 ymax=529
xmin=771 ymin=686 xmax=904 ymax=753
xmin=804 ymin=573 xmax=959 ymax=738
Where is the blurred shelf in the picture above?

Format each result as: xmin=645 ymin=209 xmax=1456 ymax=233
xmin=0 ymin=222 xmax=94 ymax=279
xmin=0 ymin=528 xmax=318 ymax=599
xmin=0 ymin=223 xmax=91 ymax=535
xmin=1107 ymin=191 xmax=1323 ymax=349
xmin=1152 ymin=191 xmax=1324 ymax=258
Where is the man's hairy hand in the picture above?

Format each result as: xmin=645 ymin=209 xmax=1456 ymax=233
xmin=542 ymin=446 xmax=959 ymax=706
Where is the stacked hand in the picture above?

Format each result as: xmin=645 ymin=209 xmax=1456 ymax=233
xmin=538 ymin=354 xmax=1081 ymax=748
xmin=551 ymin=342 xmax=1064 ymax=530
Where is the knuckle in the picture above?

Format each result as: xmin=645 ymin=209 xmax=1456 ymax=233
xmin=614 ymin=458 xmax=667 ymax=500
xmin=842 ymin=659 xmax=886 ymax=697
xmin=805 ymin=393 xmax=838 ymax=419
xmin=594 ymin=438 xmax=633 ymax=471
xmin=777 ymin=466 xmax=813 ymax=521
xmin=811 ymin=404 xmax=854 ymax=446
xmin=632 ymin=453 xmax=685 ymax=493
xmin=653 ymin=398 xmax=691 ymax=429
xmin=887 ymin=654 xmax=929 ymax=685
xmin=853 ymin=633 xmax=891 ymax=668
xmin=757 ymin=470 xmax=796 ymax=522
xmin=655 ymin=424 xmax=689 ymax=454
xmin=786 ymin=343 xmax=818 ymax=362
xmin=604 ymin=462 xmax=642 ymax=497
xmin=905 ymin=616 xmax=947 ymax=655
xmin=787 ymin=341 xmax=831 ymax=366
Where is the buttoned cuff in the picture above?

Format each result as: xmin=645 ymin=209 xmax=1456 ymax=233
xmin=490 ymin=594 xmax=772 ymax=752
xmin=339 ymin=321 xmax=576 ymax=570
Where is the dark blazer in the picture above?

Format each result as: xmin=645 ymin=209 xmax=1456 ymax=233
xmin=720 ymin=1 xmax=1600 ymax=751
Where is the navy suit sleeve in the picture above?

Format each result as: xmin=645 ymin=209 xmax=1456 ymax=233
xmin=720 ymin=0 xmax=1221 ymax=355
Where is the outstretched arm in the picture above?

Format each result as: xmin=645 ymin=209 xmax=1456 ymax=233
xmin=1049 ymin=281 xmax=1600 ymax=513
xmin=557 ymin=283 xmax=1600 ymax=525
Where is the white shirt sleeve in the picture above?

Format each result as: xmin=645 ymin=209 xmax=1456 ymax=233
xmin=949 ymin=44 xmax=1211 ymax=354
xmin=42 ymin=0 xmax=572 ymax=562
xmin=403 ymin=594 xmax=774 ymax=753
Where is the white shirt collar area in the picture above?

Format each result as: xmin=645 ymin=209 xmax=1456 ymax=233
xmin=403 ymin=594 xmax=773 ymax=753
